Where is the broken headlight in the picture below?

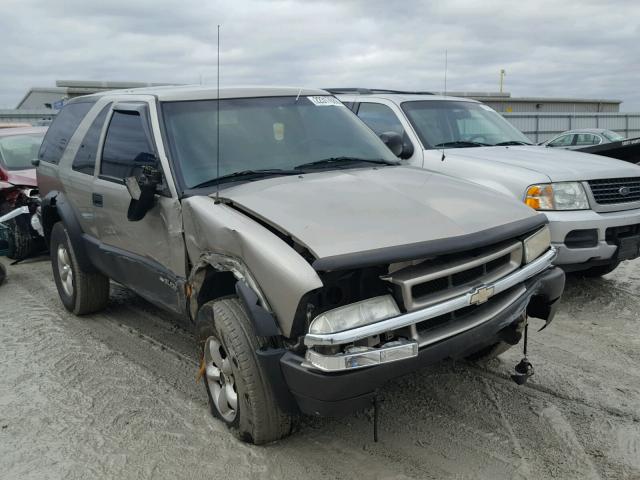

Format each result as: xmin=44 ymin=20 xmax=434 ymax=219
xmin=523 ymin=225 xmax=551 ymax=263
xmin=308 ymin=295 xmax=400 ymax=334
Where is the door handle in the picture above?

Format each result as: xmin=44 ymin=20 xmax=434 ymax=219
xmin=92 ymin=193 xmax=103 ymax=207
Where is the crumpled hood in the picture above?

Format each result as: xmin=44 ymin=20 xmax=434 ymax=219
xmin=4 ymin=168 xmax=37 ymax=187
xmin=445 ymin=145 xmax=640 ymax=182
xmin=218 ymin=166 xmax=541 ymax=262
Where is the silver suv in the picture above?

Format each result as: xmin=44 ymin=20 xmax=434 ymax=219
xmin=36 ymin=86 xmax=563 ymax=443
xmin=334 ymin=89 xmax=640 ymax=276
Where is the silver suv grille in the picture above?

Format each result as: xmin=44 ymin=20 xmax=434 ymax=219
xmin=383 ymin=241 xmax=523 ymax=312
xmin=588 ymin=178 xmax=640 ymax=205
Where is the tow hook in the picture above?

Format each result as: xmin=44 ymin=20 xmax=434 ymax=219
xmin=511 ymin=319 xmax=534 ymax=385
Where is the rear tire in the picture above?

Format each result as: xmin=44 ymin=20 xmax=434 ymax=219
xmin=50 ymin=222 xmax=110 ymax=315
xmin=196 ymin=297 xmax=292 ymax=444
xmin=0 ymin=261 xmax=6 ymax=286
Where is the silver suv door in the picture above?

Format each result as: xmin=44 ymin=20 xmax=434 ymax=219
xmin=92 ymin=102 xmax=186 ymax=313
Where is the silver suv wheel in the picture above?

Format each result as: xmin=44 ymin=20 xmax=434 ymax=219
xmin=204 ymin=336 xmax=238 ymax=422
xmin=56 ymin=244 xmax=74 ymax=297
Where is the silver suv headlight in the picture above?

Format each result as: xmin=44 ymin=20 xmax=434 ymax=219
xmin=525 ymin=182 xmax=589 ymax=210
xmin=523 ymin=225 xmax=551 ymax=263
xmin=308 ymin=295 xmax=400 ymax=334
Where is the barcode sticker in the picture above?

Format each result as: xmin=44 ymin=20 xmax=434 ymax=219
xmin=307 ymin=96 xmax=345 ymax=106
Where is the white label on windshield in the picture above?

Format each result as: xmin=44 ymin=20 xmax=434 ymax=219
xmin=307 ymin=96 xmax=344 ymax=106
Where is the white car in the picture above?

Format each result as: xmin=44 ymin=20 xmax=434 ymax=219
xmin=541 ymin=129 xmax=626 ymax=150
xmin=333 ymin=89 xmax=640 ymax=276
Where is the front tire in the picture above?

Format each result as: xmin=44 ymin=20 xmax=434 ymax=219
xmin=196 ymin=297 xmax=292 ymax=444
xmin=50 ymin=222 xmax=110 ymax=315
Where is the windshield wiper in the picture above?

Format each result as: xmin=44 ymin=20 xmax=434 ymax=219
xmin=493 ymin=141 xmax=532 ymax=146
xmin=294 ymin=157 xmax=396 ymax=170
xmin=433 ymin=141 xmax=490 ymax=148
xmin=192 ymin=169 xmax=300 ymax=189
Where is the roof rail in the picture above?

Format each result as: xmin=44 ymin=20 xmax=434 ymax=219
xmin=325 ymin=88 xmax=434 ymax=95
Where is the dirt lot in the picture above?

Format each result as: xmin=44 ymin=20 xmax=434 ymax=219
xmin=1 ymin=257 xmax=639 ymax=480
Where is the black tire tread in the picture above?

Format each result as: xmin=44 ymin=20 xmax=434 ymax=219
xmin=207 ymin=297 xmax=291 ymax=444
xmin=6 ymin=220 xmax=33 ymax=260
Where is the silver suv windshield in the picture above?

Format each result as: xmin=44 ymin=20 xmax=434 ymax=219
xmin=162 ymin=96 xmax=398 ymax=189
xmin=0 ymin=133 xmax=45 ymax=170
xmin=401 ymin=100 xmax=532 ymax=149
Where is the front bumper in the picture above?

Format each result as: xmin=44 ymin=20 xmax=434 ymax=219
xmin=281 ymin=265 xmax=564 ymax=416
xmin=546 ymin=207 xmax=640 ymax=267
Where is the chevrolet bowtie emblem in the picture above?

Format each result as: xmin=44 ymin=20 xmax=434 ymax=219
xmin=470 ymin=286 xmax=495 ymax=305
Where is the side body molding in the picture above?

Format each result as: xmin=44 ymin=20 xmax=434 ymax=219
xmin=182 ymin=196 xmax=323 ymax=338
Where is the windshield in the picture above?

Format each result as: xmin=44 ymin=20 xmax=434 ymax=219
xmin=0 ymin=133 xmax=45 ymax=170
xmin=401 ymin=100 xmax=531 ymax=148
xmin=603 ymin=130 xmax=625 ymax=142
xmin=162 ymin=96 xmax=398 ymax=189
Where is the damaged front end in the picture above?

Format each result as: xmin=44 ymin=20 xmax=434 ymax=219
xmin=0 ymin=186 xmax=45 ymax=260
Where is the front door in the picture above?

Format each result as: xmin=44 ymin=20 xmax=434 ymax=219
xmin=92 ymin=103 xmax=186 ymax=313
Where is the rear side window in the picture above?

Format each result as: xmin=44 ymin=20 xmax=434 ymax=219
xmin=72 ymin=104 xmax=111 ymax=175
xmin=38 ymin=102 xmax=93 ymax=164
xmin=100 ymin=111 xmax=156 ymax=181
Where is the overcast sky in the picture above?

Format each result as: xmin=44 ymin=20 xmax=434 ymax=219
xmin=1 ymin=0 xmax=639 ymax=110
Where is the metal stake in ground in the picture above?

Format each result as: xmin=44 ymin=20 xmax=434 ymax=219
xmin=511 ymin=318 xmax=534 ymax=385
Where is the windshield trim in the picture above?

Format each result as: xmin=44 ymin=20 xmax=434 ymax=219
xmin=399 ymin=99 xmax=531 ymax=150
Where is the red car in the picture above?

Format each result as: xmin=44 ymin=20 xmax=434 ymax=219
xmin=0 ymin=126 xmax=47 ymax=259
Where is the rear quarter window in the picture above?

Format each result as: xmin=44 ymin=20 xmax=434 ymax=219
xmin=72 ymin=104 xmax=111 ymax=175
xmin=38 ymin=102 xmax=94 ymax=165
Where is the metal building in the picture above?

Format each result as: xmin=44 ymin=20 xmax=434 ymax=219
xmin=441 ymin=92 xmax=621 ymax=113
xmin=15 ymin=80 xmax=177 ymax=110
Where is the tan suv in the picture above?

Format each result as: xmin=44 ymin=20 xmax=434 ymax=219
xmin=36 ymin=86 xmax=563 ymax=443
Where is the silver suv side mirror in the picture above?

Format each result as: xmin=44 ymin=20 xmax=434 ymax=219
xmin=125 ymin=165 xmax=162 ymax=222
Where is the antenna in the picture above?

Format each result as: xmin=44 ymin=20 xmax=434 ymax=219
xmin=440 ymin=50 xmax=448 ymax=162
xmin=444 ymin=49 xmax=448 ymax=96
xmin=215 ymin=24 xmax=221 ymax=204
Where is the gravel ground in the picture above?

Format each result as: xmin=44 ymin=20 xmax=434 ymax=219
xmin=1 ymin=256 xmax=639 ymax=479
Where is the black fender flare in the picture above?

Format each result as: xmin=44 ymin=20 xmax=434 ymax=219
xmin=42 ymin=191 xmax=96 ymax=272
xmin=235 ymin=280 xmax=281 ymax=337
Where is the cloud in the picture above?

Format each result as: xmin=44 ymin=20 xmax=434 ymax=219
xmin=1 ymin=0 xmax=638 ymax=109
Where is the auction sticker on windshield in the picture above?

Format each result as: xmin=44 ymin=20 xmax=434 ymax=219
xmin=307 ymin=96 xmax=344 ymax=106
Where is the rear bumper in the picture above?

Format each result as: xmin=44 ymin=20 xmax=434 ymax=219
xmin=280 ymin=266 xmax=564 ymax=416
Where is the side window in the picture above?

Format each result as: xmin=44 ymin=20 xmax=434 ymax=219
xmin=72 ymin=104 xmax=111 ymax=175
xmin=38 ymin=102 xmax=93 ymax=164
xmin=100 ymin=111 xmax=156 ymax=181
xmin=549 ymin=134 xmax=573 ymax=147
xmin=575 ymin=133 xmax=599 ymax=146
xmin=357 ymin=103 xmax=405 ymax=136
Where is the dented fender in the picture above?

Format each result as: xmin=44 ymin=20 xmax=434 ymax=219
xmin=182 ymin=196 xmax=323 ymax=338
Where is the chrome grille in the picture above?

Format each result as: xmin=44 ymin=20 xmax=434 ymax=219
xmin=383 ymin=241 xmax=523 ymax=312
xmin=588 ymin=177 xmax=640 ymax=205
xmin=413 ymin=286 xmax=526 ymax=347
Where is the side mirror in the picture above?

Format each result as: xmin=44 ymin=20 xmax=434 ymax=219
xmin=31 ymin=158 xmax=40 ymax=167
xmin=379 ymin=131 xmax=414 ymax=159
xmin=379 ymin=131 xmax=403 ymax=157
xmin=125 ymin=165 xmax=162 ymax=222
